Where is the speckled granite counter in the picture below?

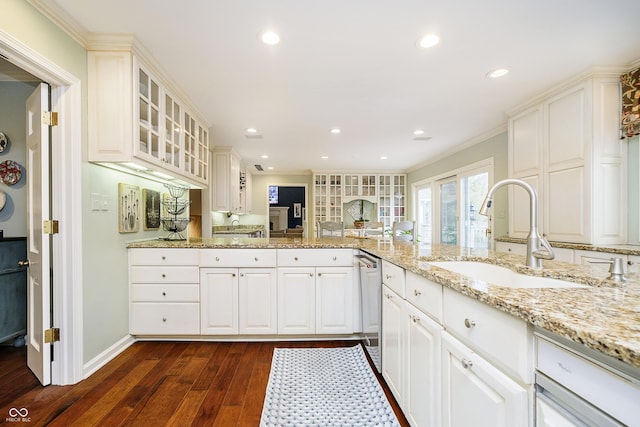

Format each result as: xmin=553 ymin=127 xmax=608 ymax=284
xmin=496 ymin=235 xmax=640 ymax=256
xmin=128 ymin=237 xmax=640 ymax=371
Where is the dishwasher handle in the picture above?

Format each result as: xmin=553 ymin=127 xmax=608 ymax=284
xmin=356 ymin=254 xmax=378 ymax=269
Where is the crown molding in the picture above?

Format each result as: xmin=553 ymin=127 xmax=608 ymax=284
xmin=27 ymin=0 xmax=90 ymax=47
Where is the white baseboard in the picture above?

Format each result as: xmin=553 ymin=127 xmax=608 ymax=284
xmin=82 ymin=334 xmax=136 ymax=379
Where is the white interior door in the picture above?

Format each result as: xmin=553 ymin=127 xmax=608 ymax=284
xmin=26 ymin=82 xmax=51 ymax=386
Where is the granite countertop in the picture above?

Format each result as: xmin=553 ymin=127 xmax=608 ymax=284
xmin=496 ymin=235 xmax=640 ymax=256
xmin=128 ymin=236 xmax=640 ymax=371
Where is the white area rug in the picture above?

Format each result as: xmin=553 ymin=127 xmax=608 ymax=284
xmin=260 ymin=345 xmax=400 ymax=427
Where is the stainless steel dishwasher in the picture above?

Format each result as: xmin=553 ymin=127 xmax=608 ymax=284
xmin=357 ymin=253 xmax=381 ymax=372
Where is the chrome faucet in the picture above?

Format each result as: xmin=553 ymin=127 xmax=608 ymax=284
xmin=231 ymin=219 xmax=240 ymax=230
xmin=479 ymin=178 xmax=554 ymax=268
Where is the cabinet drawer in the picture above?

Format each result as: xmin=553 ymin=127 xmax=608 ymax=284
xmin=443 ymin=287 xmax=532 ymax=384
xmin=382 ymin=260 xmax=405 ymax=297
xmin=130 ymin=266 xmax=199 ymax=283
xmin=130 ymin=303 xmax=200 ymax=335
xmin=129 ymin=248 xmax=199 ymax=266
xmin=277 ymin=249 xmax=353 ymax=267
xmin=199 ymin=249 xmax=276 ymax=267
xmin=405 ymin=271 xmax=442 ymax=323
xmin=131 ymin=284 xmax=199 ymax=302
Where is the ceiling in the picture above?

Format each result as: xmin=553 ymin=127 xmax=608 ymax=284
xmin=35 ymin=1 xmax=640 ymax=174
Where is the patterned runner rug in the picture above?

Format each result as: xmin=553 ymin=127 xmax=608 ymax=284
xmin=260 ymin=345 xmax=400 ymax=426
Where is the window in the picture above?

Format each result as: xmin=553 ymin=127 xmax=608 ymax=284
xmin=414 ymin=158 xmax=493 ymax=248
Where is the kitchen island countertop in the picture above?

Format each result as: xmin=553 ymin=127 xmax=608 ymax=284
xmin=128 ymin=236 xmax=640 ymax=371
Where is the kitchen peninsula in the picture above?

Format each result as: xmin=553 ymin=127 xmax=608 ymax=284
xmin=128 ymin=236 xmax=640 ymax=370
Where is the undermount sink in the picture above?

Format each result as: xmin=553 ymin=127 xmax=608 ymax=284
xmin=428 ymin=261 xmax=589 ymax=289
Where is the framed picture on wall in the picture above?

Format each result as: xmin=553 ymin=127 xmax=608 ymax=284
xmin=118 ymin=182 xmax=140 ymax=233
xmin=293 ymin=203 xmax=302 ymax=218
xmin=142 ymin=188 xmax=161 ymax=230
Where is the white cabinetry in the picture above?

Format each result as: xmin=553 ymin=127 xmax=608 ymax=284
xmin=381 ymin=284 xmax=404 ymax=404
xmin=508 ymin=73 xmax=625 ymax=244
xmin=129 ymin=248 xmax=200 ymax=335
xmin=88 ymin=50 xmax=208 ymax=186
xmin=378 ymin=175 xmax=407 ymax=230
xmin=211 ymin=148 xmax=243 ymax=213
xmin=343 ymin=174 xmax=377 ymax=200
xmin=277 ymin=249 xmax=354 ymax=335
xmin=442 ymin=332 xmax=528 ymax=427
xmin=199 ymin=249 xmax=277 ymax=335
xmin=313 ymin=174 xmax=343 ymax=223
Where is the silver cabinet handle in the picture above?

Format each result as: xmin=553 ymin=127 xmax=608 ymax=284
xmin=385 ymin=274 xmax=392 ymax=280
xmin=461 ymin=359 xmax=473 ymax=369
xmin=385 ymin=293 xmax=393 ymax=300
xmin=254 ymin=257 xmax=259 ymax=261
xmin=413 ymin=289 xmax=422 ymax=296
xmin=162 ymin=317 xmax=167 ymax=322
xmin=410 ymin=315 xmax=420 ymax=323
xmin=332 ymin=256 xmax=337 ymax=261
xmin=464 ymin=318 xmax=476 ymax=328
xmin=240 ymin=273 xmax=244 ymax=277
xmin=215 ymin=256 xmax=220 ymax=261
xmin=309 ymin=273 xmax=314 ymax=277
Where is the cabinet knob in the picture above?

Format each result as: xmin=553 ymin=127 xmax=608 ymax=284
xmin=332 ymin=256 xmax=337 ymax=261
xmin=254 ymin=257 xmax=259 ymax=261
xmin=232 ymin=273 xmax=236 ymax=277
xmin=216 ymin=256 xmax=220 ymax=261
xmin=385 ymin=293 xmax=393 ymax=300
xmin=309 ymin=273 xmax=314 ymax=277
xmin=294 ymin=257 xmax=299 ymax=261
xmin=318 ymin=273 xmax=322 ymax=276
xmin=410 ymin=315 xmax=420 ymax=323
xmin=162 ymin=317 xmax=167 ymax=322
xmin=240 ymin=273 xmax=244 ymax=277
xmin=162 ymin=292 xmax=166 ymax=296
xmin=385 ymin=274 xmax=392 ymax=280
xmin=461 ymin=359 xmax=473 ymax=369
xmin=413 ymin=289 xmax=422 ymax=297
xmin=507 ymin=248 xmax=512 ymax=252
xmin=464 ymin=318 xmax=476 ymax=329
xmin=162 ymin=256 xmax=166 ymax=260
xmin=162 ymin=274 xmax=166 ymax=278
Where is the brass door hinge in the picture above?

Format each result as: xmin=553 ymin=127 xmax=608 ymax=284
xmin=42 ymin=111 xmax=58 ymax=126
xmin=43 ymin=220 xmax=59 ymax=234
xmin=44 ymin=328 xmax=60 ymax=343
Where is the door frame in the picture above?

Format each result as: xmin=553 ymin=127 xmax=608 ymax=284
xmin=265 ymin=183 xmax=308 ymax=237
xmin=0 ymin=31 xmax=84 ymax=384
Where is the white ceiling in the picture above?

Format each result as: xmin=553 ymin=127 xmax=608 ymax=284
xmin=41 ymin=0 xmax=640 ymax=174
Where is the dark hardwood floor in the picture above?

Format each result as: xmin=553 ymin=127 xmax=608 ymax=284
xmin=0 ymin=341 xmax=409 ymax=426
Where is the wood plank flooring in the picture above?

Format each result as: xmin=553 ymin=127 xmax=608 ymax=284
xmin=0 ymin=341 xmax=409 ymax=426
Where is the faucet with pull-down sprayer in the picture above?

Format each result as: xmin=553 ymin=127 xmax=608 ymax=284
xmin=479 ymin=178 xmax=555 ymax=268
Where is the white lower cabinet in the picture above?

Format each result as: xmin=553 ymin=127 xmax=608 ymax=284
xmin=200 ymin=267 xmax=277 ymax=335
xmin=239 ymin=268 xmax=277 ymax=334
xmin=277 ymin=266 xmax=353 ymax=334
xmin=442 ymin=332 xmax=528 ymax=427
xmin=277 ymin=268 xmax=316 ymax=334
xmin=200 ymin=268 xmax=239 ymax=335
xmin=381 ymin=285 xmax=404 ymax=405
xmin=405 ymin=302 xmax=442 ymax=427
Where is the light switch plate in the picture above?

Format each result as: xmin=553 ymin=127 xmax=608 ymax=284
xmin=90 ymin=193 xmax=101 ymax=211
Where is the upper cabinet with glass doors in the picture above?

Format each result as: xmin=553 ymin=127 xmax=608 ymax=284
xmin=88 ymin=49 xmax=209 ymax=187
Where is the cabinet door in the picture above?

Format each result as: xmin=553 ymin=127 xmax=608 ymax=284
xmin=230 ymin=153 xmax=242 ymax=212
xmin=442 ymin=333 xmax=528 ymax=427
xmin=200 ymin=268 xmax=238 ymax=335
xmin=316 ymin=266 xmax=353 ymax=334
xmin=381 ymin=285 xmax=404 ymax=406
xmin=239 ymin=268 xmax=277 ymax=334
xmin=405 ymin=303 xmax=442 ymax=427
xmin=135 ymin=62 xmax=163 ymax=166
xmin=277 ymin=268 xmax=315 ymax=334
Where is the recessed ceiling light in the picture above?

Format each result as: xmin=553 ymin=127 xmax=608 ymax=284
xmin=380 ymin=156 xmax=388 ymax=160
xmin=413 ymin=129 xmax=425 ymax=135
xmin=321 ymin=156 xmax=329 ymax=159
xmin=260 ymin=31 xmax=280 ymax=45
xmin=330 ymin=128 xmax=341 ymax=134
xmin=416 ymin=34 xmax=440 ymax=49
xmin=261 ymin=155 xmax=269 ymax=159
xmin=246 ymin=128 xmax=258 ymax=133
xmin=267 ymin=166 xmax=274 ymax=170
xmin=487 ymin=68 xmax=510 ymax=78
